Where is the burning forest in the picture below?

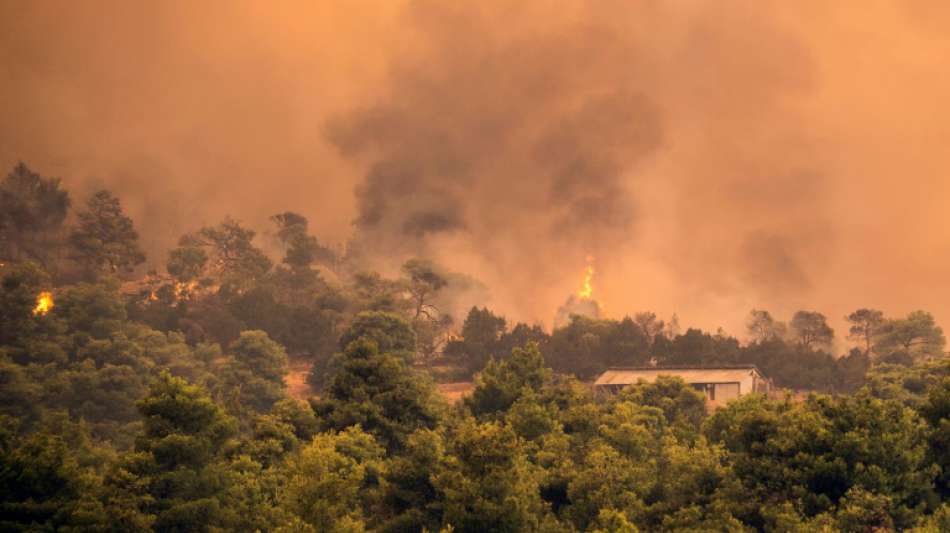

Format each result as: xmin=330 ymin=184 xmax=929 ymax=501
xmin=3 ymin=2 xmax=950 ymax=532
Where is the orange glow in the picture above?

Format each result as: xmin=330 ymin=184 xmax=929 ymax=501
xmin=578 ymin=256 xmax=594 ymax=300
xmin=174 ymin=280 xmax=198 ymax=301
xmin=33 ymin=291 xmax=54 ymax=316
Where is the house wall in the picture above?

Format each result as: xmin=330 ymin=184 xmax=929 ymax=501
xmin=715 ymin=382 xmax=740 ymax=401
xmin=739 ymin=373 xmax=755 ymax=394
xmin=594 ymin=369 xmax=769 ymax=403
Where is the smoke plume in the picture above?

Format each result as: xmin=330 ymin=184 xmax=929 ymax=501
xmin=4 ymin=1 xmax=950 ymax=335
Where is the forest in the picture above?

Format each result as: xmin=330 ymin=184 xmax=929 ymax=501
xmin=2 ymin=161 xmax=950 ymax=532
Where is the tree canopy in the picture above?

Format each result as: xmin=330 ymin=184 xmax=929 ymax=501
xmin=69 ymin=190 xmax=145 ymax=277
xmin=0 ymin=163 xmax=70 ymax=267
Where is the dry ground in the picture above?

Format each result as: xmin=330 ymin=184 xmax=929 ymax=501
xmin=435 ymin=382 xmax=475 ymax=403
xmin=284 ymin=358 xmax=475 ymax=403
xmin=286 ymin=359 xmax=315 ymax=400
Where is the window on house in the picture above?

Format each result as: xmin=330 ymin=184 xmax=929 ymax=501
xmin=691 ymin=383 xmax=713 ymax=400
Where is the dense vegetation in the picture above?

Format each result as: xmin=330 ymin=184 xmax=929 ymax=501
xmin=3 ymin=162 xmax=950 ymax=531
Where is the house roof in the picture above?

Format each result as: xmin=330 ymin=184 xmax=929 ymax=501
xmin=593 ymin=365 xmax=766 ymax=387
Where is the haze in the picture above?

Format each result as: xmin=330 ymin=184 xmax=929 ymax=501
xmin=4 ymin=0 xmax=950 ymax=339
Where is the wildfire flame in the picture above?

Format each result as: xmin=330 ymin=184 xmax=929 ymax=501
xmin=174 ymin=280 xmax=198 ymax=301
xmin=578 ymin=256 xmax=594 ymax=299
xmin=33 ymin=291 xmax=54 ymax=316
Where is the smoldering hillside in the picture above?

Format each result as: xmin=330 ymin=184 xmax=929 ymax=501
xmin=4 ymin=0 xmax=950 ymax=333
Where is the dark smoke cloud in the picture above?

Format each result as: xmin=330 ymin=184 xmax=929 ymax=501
xmin=327 ymin=0 xmax=830 ymax=325
xmin=327 ymin=1 xmax=663 ymax=320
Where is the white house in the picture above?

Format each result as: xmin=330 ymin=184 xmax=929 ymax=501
xmin=593 ymin=365 xmax=771 ymax=404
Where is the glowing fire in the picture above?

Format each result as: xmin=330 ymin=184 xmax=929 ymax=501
xmin=578 ymin=256 xmax=594 ymax=299
xmin=33 ymin=291 xmax=54 ymax=316
xmin=174 ymin=280 xmax=198 ymax=301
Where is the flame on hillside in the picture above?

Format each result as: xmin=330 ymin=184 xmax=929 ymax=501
xmin=554 ymin=256 xmax=602 ymax=328
xmin=174 ymin=280 xmax=199 ymax=301
xmin=127 ymin=276 xmax=203 ymax=306
xmin=578 ymin=256 xmax=594 ymax=300
xmin=33 ymin=291 xmax=54 ymax=316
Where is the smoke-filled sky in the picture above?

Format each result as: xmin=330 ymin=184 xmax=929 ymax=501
xmin=4 ymin=0 xmax=950 ymax=341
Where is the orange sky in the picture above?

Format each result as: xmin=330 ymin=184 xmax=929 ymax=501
xmin=3 ymin=1 xmax=950 ymax=347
